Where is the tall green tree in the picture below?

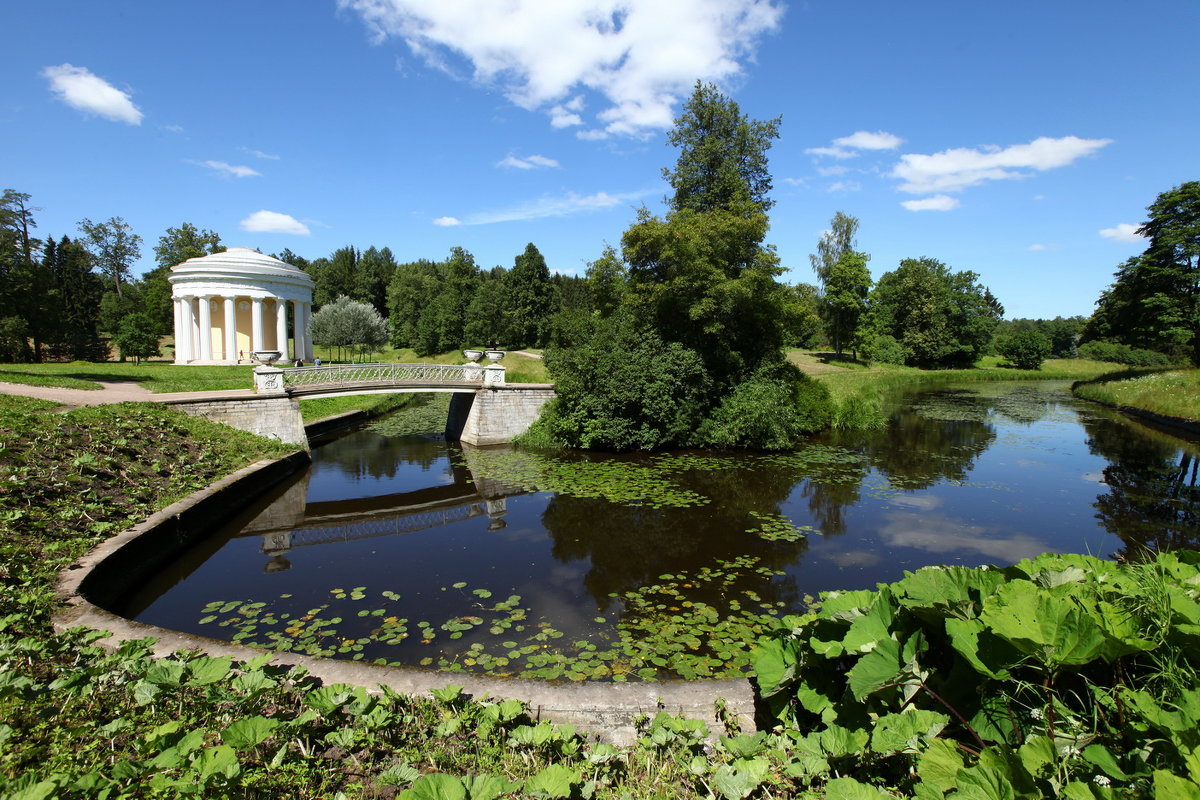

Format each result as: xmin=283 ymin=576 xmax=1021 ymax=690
xmin=663 ymin=80 xmax=781 ymax=215
xmin=821 ymin=251 xmax=872 ymax=357
xmin=502 ymin=243 xmax=553 ymax=348
xmin=0 ymin=190 xmax=41 ymax=268
xmin=77 ymin=217 xmax=142 ymax=298
xmin=113 ymin=312 xmax=161 ymax=364
xmin=47 ymin=235 xmax=105 ymax=360
xmin=586 ymin=244 xmax=626 ymax=318
xmin=782 ymin=282 xmax=824 ymax=348
xmin=809 ymin=211 xmax=860 ymax=286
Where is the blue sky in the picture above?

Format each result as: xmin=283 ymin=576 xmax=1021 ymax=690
xmin=4 ymin=0 xmax=1197 ymax=319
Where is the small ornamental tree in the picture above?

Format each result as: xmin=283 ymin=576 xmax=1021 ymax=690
xmin=310 ymin=295 xmax=388 ymax=362
xmin=113 ymin=313 xmax=161 ymax=364
xmin=997 ymin=328 xmax=1052 ymax=370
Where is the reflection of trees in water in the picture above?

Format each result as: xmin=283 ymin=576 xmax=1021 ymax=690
xmin=794 ymin=476 xmax=863 ymax=538
xmin=540 ymin=461 xmax=805 ymax=612
xmin=829 ymin=398 xmax=997 ymax=491
xmin=1080 ymin=413 xmax=1200 ymax=558
xmin=317 ymin=431 xmax=449 ymax=481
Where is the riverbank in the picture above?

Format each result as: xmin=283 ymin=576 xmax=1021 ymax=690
xmin=1071 ymin=368 xmax=1200 ymax=435
xmin=795 ymin=355 xmax=1118 ymax=428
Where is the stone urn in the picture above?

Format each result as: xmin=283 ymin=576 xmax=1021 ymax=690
xmin=251 ymin=350 xmax=283 ymax=366
xmin=463 ymin=349 xmax=484 ymax=362
xmin=485 ymin=349 xmax=506 ymax=363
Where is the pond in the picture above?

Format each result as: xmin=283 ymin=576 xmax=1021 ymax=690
xmin=121 ymin=381 xmax=1200 ymax=681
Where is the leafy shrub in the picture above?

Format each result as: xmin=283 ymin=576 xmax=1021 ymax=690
xmin=541 ymin=312 xmax=711 ymax=451
xmin=996 ymin=328 xmax=1052 ymax=370
xmin=752 ymin=550 xmax=1200 ymax=797
xmin=1078 ymin=340 xmax=1172 ymax=366
xmin=860 ymin=333 xmax=908 ymax=365
xmin=696 ymin=361 xmax=831 ymax=450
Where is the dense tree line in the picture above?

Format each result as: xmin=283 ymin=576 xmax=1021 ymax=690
xmin=0 ymin=192 xmax=227 ymax=363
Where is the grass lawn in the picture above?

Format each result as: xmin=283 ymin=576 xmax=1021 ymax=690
xmin=1073 ymin=367 xmax=1200 ymax=422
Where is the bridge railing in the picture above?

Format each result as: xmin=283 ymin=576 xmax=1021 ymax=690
xmin=280 ymin=362 xmax=487 ymax=390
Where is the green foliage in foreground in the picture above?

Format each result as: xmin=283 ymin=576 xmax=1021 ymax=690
xmin=753 ymin=551 xmax=1200 ymax=798
xmin=1073 ymin=368 xmax=1200 ymax=422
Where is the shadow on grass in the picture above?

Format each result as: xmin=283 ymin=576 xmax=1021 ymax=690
xmin=1070 ymin=366 xmax=1176 ymax=389
xmin=812 ymin=351 xmax=871 ymax=369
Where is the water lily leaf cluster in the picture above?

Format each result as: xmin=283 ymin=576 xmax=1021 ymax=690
xmin=751 ymin=550 xmax=1200 ymax=797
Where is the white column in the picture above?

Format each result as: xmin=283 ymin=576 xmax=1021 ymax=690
xmin=301 ymin=301 xmax=314 ymax=360
xmin=251 ymin=297 xmax=265 ymax=353
xmin=224 ymin=297 xmax=236 ymax=363
xmin=198 ymin=295 xmax=213 ymax=361
xmin=180 ymin=296 xmax=196 ymax=363
xmin=290 ymin=300 xmax=304 ymax=362
xmin=275 ymin=299 xmax=290 ymax=360
xmin=173 ymin=298 xmax=184 ymax=364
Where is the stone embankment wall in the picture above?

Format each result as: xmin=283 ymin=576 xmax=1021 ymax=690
xmin=165 ymin=395 xmax=309 ymax=447
xmin=448 ymin=386 xmax=556 ymax=446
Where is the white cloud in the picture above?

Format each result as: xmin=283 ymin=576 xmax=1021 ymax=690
xmin=892 ymin=136 xmax=1112 ymax=195
xmin=240 ymin=211 xmax=310 ymax=235
xmin=1099 ymin=223 xmax=1145 ymax=243
xmin=340 ymin=0 xmax=784 ymax=137
xmin=42 ymin=63 xmax=143 ymax=125
xmin=242 ymin=147 xmax=280 ymax=160
xmin=550 ymin=96 xmax=585 ymax=128
xmin=816 ymin=165 xmax=849 ymax=177
xmin=780 ymin=176 xmax=807 ymax=187
xmin=200 ymin=160 xmax=261 ymax=178
xmin=1028 ymin=243 xmax=1062 ymax=251
xmin=834 ymin=130 xmax=902 ymax=150
xmin=805 ymin=145 xmax=854 ymax=159
xmin=901 ymin=194 xmax=960 ymax=212
xmin=828 ymin=180 xmax=861 ymax=193
xmin=450 ymin=189 xmax=646 ymax=225
xmin=433 ymin=216 xmax=462 ymax=226
xmin=163 ymin=124 xmax=184 ymax=133
xmin=497 ymin=153 xmax=560 ymax=170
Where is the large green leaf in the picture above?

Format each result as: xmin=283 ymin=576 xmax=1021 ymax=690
xmin=1152 ymin=770 xmax=1200 ymax=800
xmin=895 ymin=565 xmax=1004 ymax=618
xmin=824 ymin=776 xmax=898 ymax=798
xmin=945 ymin=618 xmax=1018 ymax=680
xmin=186 ymin=655 xmax=232 ymax=686
xmin=847 ymin=635 xmax=902 ymax=699
xmin=981 ymin=582 xmax=1107 ymax=669
xmin=523 ymin=764 xmax=579 ymax=799
xmin=750 ymin=639 xmax=799 ymax=697
xmin=952 ymin=763 xmax=1015 ymax=800
xmin=870 ymin=710 xmax=949 ymax=755
xmin=711 ymin=758 xmax=769 ymax=800
xmin=461 ymin=774 xmax=520 ymax=800
xmin=221 ymin=716 xmax=279 ymax=750
xmin=400 ymin=774 xmax=467 ymax=800
xmin=917 ymin=738 xmax=964 ymax=793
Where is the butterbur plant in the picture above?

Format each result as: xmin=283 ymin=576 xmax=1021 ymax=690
xmin=750 ymin=550 xmax=1200 ymax=798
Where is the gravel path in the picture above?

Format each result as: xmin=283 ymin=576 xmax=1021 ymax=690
xmin=0 ymin=381 xmax=256 ymax=407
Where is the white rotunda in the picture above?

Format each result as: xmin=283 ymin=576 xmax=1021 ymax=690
xmin=168 ymin=247 xmax=315 ymax=365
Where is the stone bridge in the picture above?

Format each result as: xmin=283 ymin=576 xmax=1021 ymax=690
xmin=165 ymin=361 xmax=554 ymax=448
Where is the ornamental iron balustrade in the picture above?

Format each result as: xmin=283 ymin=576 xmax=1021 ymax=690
xmin=280 ymin=362 xmax=486 ymax=390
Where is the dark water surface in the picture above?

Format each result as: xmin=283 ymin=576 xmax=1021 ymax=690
xmin=124 ymin=381 xmax=1200 ymax=676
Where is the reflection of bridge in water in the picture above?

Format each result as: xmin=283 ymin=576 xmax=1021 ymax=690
xmin=237 ymin=453 xmax=527 ymax=572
